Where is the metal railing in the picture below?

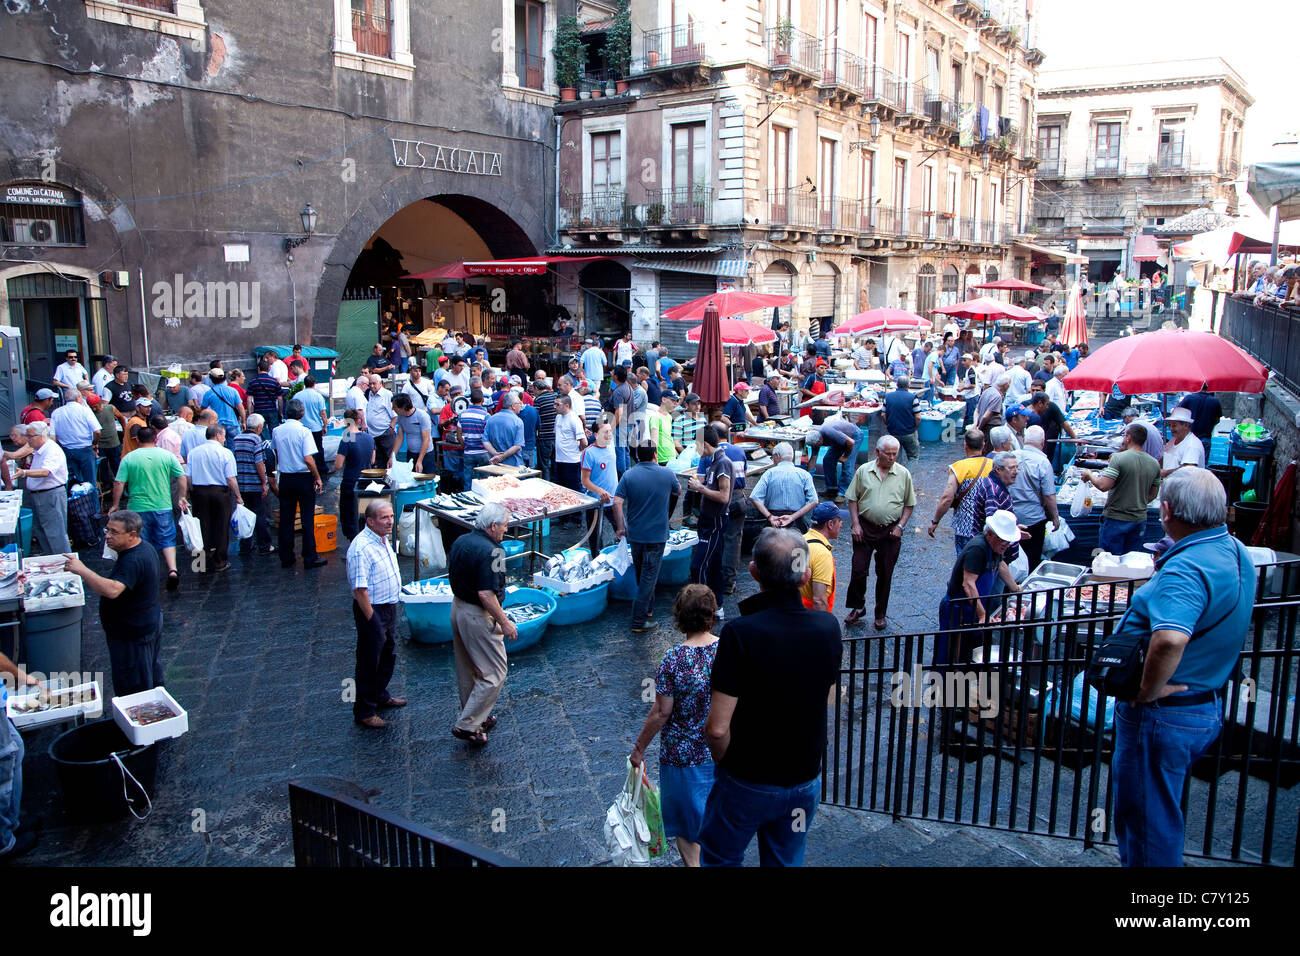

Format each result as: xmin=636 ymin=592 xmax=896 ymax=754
xmin=1223 ymin=294 xmax=1300 ymax=395
xmin=1085 ymin=155 xmax=1129 ymax=178
xmin=645 ymin=185 xmax=713 ymax=225
xmin=920 ymin=89 xmax=959 ymax=128
xmin=765 ymin=26 xmax=821 ymax=75
xmin=823 ymin=568 xmax=1300 ymax=865
xmin=289 ymin=780 xmax=519 ymax=867
xmin=643 ymin=24 xmax=707 ymax=67
xmin=561 ymin=190 xmax=629 ymax=229
xmin=861 ymin=65 xmax=898 ymax=107
xmin=1150 ymin=155 xmax=1190 ymax=176
xmin=351 ymin=6 xmax=393 ymax=58
xmin=818 ymin=46 xmax=867 ymax=94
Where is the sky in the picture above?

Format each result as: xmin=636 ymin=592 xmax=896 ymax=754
xmin=1033 ymin=0 xmax=1295 ymax=218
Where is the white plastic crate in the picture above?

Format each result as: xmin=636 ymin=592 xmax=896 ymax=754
xmin=6 ymin=680 xmax=102 ymax=730
xmin=112 ymin=686 xmax=189 ymax=745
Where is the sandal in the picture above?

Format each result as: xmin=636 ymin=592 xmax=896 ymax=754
xmin=480 ymin=715 xmax=497 ymax=732
xmin=452 ymin=726 xmax=488 ymax=746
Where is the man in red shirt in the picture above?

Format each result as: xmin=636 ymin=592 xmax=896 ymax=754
xmin=20 ymin=389 xmax=56 ymax=424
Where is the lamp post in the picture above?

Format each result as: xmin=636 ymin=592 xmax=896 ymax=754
xmin=284 ymin=203 xmax=317 ymax=344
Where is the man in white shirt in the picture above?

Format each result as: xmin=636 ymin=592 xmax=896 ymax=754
xmin=1046 ymin=364 xmax=1069 ymax=411
xmin=878 ymin=333 xmax=907 ymax=369
xmin=91 ymin=355 xmax=118 ymax=398
xmin=552 ymin=393 xmax=587 ymax=490
xmin=1006 ymin=354 xmax=1033 ymax=407
xmin=185 ymin=424 xmax=243 ymax=573
xmin=365 ymin=373 xmax=398 ymax=467
xmin=18 ymin=422 xmax=70 ymax=554
xmin=51 ymin=387 xmax=102 ymax=487
xmin=52 ymin=350 xmax=89 ymax=391
xmin=401 ymin=366 xmax=433 ymax=412
xmin=268 ymin=353 xmax=290 ymax=385
xmin=346 ymin=372 xmax=370 ymax=412
xmin=582 ymin=339 xmax=608 ymax=387
xmin=1161 ymin=407 xmax=1206 ymax=477
xmin=614 ymin=331 xmax=636 ymax=367
xmin=979 ymin=335 xmax=1002 ymax=364
xmin=445 ymin=357 xmax=472 ymax=395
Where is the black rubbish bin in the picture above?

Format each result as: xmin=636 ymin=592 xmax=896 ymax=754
xmin=1209 ymin=464 xmax=1244 ymax=507
xmin=48 ymin=719 xmax=157 ymax=823
xmin=1232 ymin=500 xmax=1267 ymax=544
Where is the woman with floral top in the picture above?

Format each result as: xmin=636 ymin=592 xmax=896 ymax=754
xmin=629 ymin=584 xmax=719 ymax=866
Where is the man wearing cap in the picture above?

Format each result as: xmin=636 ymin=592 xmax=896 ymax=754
xmin=1121 ymin=407 xmax=1165 ymax=461
xmin=938 ymin=511 xmax=1023 ymax=659
xmin=157 ymin=373 xmax=195 ymax=417
xmin=1011 ymin=426 xmax=1060 ymax=571
xmin=20 ymin=388 xmax=56 ymax=426
xmin=750 ymin=442 xmax=818 ymax=532
xmin=562 ymin=356 xmax=584 ymax=390
xmin=1081 ymin=424 xmax=1162 ymax=555
xmin=801 ymin=502 xmax=846 ymax=612
xmin=806 ymin=417 xmax=859 ymax=502
xmin=756 ymin=373 xmax=783 ymax=422
xmin=52 ymin=350 xmax=88 ymax=391
xmin=979 ymin=335 xmax=1002 ymax=365
xmin=91 ymin=355 xmax=118 ymax=397
xmin=51 ymin=387 xmax=101 ymax=487
xmin=884 ymin=376 xmax=922 ymax=465
xmin=582 ymin=338 xmax=608 ymax=389
xmin=1177 ymin=384 xmax=1222 ymax=460
xmin=721 ymin=383 xmax=755 ymax=429
xmin=1161 ymin=407 xmax=1205 ymax=478
xmin=1004 ymin=404 xmax=1028 ymax=449
xmin=201 ymin=369 xmax=245 ymax=445
xmin=844 ymin=435 xmax=915 ymax=629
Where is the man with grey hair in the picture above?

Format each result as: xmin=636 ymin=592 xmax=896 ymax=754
xmin=1011 ymin=425 xmax=1060 ymax=570
xmin=969 ymin=449 xmax=1023 ymax=575
xmin=19 ymin=422 xmax=70 ymax=554
xmin=347 ymin=500 xmax=404 ymax=729
xmin=698 ymin=526 xmax=842 ymax=867
xmin=271 ymin=398 xmax=326 ymax=569
xmin=748 ymin=441 xmax=818 ymax=531
xmin=844 ymin=435 xmax=915 ymax=629
xmin=446 ymin=502 xmax=517 ymax=746
xmin=1109 ymin=467 xmax=1252 ymax=866
xmin=1047 ymin=362 xmax=1069 ymax=411
xmin=987 ymin=425 xmax=1015 ymax=454
xmin=1121 ymin=406 xmax=1165 ymax=461
xmin=975 ymin=372 xmax=1010 ymax=453
xmin=51 ymin=386 xmax=101 ymax=488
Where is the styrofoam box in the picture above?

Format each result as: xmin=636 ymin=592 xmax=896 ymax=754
xmin=665 ymin=532 xmax=699 ymax=555
xmin=112 ymin=686 xmax=189 ymax=745
xmin=7 ymin=680 xmax=102 ymax=730
xmin=532 ymin=569 xmax=614 ymax=594
xmin=22 ymin=572 xmax=85 ymax=612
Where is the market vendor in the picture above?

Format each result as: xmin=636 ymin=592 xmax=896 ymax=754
xmin=721 ymin=383 xmax=755 ymax=429
xmin=936 ymin=509 xmax=1022 ymax=666
xmin=756 ymin=372 xmax=783 ymax=422
xmin=0 ymin=650 xmax=41 ymax=861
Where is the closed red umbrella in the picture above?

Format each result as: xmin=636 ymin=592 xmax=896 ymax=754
xmin=1059 ymin=283 xmax=1088 ymax=348
xmin=691 ymin=300 xmax=730 ymax=405
xmin=832 ymin=308 xmax=930 ymax=336
xmin=687 ymin=318 xmax=777 ymax=347
xmin=662 ymin=289 xmax=794 ymax=321
xmin=1062 ymin=329 xmax=1268 ymax=394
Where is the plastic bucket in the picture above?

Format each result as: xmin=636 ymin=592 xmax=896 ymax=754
xmin=917 ymin=416 xmax=944 ymax=443
xmin=601 ymin=544 xmax=638 ymax=601
xmin=402 ymin=577 xmax=453 ymax=644
xmin=314 ymin=514 xmax=338 ymax=553
xmin=1233 ymin=500 xmax=1266 ymax=543
xmin=546 ymin=581 xmax=609 ymax=626
xmin=1210 ymin=465 xmax=1244 ymax=506
xmin=18 ymin=508 xmax=32 ymax=555
xmin=503 ymin=587 xmax=555 ymax=651
xmin=22 ymin=605 xmax=83 ymax=676
xmin=48 ymin=719 xmax=157 ymax=823
xmin=659 ymin=546 xmax=692 ymax=585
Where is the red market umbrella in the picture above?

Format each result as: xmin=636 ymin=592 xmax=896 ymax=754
xmin=970 ymin=278 xmax=1048 ymax=292
xmin=932 ymin=297 xmax=1038 ymax=321
xmin=832 ymin=308 xmax=930 ymax=336
xmin=691 ymin=300 xmax=730 ymax=405
xmin=1059 ymin=283 xmax=1088 ymax=348
xmin=1062 ymin=329 xmax=1268 ymax=394
xmin=687 ymin=318 xmax=777 ymax=347
xmin=662 ymin=290 xmax=794 ymax=321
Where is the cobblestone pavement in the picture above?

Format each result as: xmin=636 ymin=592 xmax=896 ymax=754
xmin=7 ymin=425 xmax=1204 ymax=867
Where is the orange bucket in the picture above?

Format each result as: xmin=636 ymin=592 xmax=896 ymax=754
xmin=313 ymin=513 xmax=338 ymax=553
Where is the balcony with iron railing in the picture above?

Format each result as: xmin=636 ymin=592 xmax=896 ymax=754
xmin=352 ymin=6 xmax=393 ymax=58
xmin=1149 ymin=153 xmax=1191 ymax=177
xmin=919 ymin=87 xmax=959 ymax=129
xmin=886 ymin=74 xmax=920 ymax=114
xmin=516 ymin=51 xmax=544 ymax=91
xmin=765 ymin=26 xmax=821 ymax=76
xmin=643 ymin=185 xmax=714 ymax=226
xmin=561 ymin=190 xmax=630 ymax=230
xmin=860 ymin=65 xmax=898 ymax=109
xmin=1085 ymin=154 xmax=1130 ymax=179
xmin=818 ymin=47 xmax=867 ymax=99
xmin=1035 ymin=156 xmax=1063 ymax=178
xmin=642 ymin=24 xmax=708 ymax=69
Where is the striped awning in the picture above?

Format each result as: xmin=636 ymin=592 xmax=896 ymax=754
xmin=631 ymin=258 xmax=750 ymax=278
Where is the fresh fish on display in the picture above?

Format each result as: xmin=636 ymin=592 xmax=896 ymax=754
xmin=403 ymin=580 xmax=454 ymax=596
xmin=505 ymin=603 xmax=550 ymax=624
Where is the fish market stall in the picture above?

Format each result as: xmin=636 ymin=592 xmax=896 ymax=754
xmin=399 ymin=579 xmax=556 ymax=649
xmin=533 ymin=547 xmax=614 ymax=625
xmin=18 ymin=555 xmax=86 ymax=677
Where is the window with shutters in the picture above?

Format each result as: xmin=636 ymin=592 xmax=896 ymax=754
xmin=515 ymin=0 xmax=545 ymax=90
xmin=916 ymin=265 xmax=937 ymax=316
xmin=671 ymin=122 xmax=708 ymax=219
xmin=333 ymin=0 xmax=413 ymax=78
xmin=1037 ymin=124 xmax=1061 ymax=174
xmin=859 ymin=150 xmax=877 ymax=230
xmin=771 ymin=125 xmax=793 ymax=223
xmin=1094 ymin=122 xmax=1121 ymax=172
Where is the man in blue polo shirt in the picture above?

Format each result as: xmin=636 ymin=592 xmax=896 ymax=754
xmin=884 ymin=375 xmax=921 ymax=465
xmin=612 ymin=442 xmax=680 ymax=633
xmin=1109 ymin=468 xmax=1252 ymax=867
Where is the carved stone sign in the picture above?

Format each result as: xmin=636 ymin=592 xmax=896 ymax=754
xmin=391 ymin=139 xmax=503 ymax=176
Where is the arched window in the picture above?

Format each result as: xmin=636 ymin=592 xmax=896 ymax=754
xmin=985 ymin=265 xmax=999 ymax=284
xmin=941 ymin=265 xmax=959 ymax=307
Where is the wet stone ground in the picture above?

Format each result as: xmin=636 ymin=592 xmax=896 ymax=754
xmin=13 ymin=427 xmax=1163 ymax=867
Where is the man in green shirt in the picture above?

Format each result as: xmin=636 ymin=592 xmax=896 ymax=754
xmin=110 ymin=426 xmax=188 ymax=590
xmin=844 ymin=435 xmax=916 ymax=629
xmin=649 ymin=391 xmax=680 ymax=464
xmin=1081 ymin=423 xmax=1161 ymax=555
xmin=92 ymin=394 xmax=122 ymax=480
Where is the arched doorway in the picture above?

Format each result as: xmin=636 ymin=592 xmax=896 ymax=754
xmin=941 ymin=265 xmax=960 ymax=307
xmin=963 ymin=263 xmax=981 ymax=300
xmin=916 ymin=264 xmax=937 ymax=316
xmin=762 ymin=260 xmax=797 ymax=328
xmin=809 ymin=261 xmax=839 ymax=337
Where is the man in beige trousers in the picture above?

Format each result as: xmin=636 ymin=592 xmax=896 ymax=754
xmin=447 ymin=503 xmax=517 ymax=746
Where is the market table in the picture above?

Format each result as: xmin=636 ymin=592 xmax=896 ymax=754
xmin=473 ymin=463 xmax=541 ymax=481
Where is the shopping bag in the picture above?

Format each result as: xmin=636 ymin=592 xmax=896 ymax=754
xmin=603 ymin=760 xmax=665 ymax=866
xmin=1008 ymin=548 xmax=1028 ymax=582
xmin=388 ymin=458 xmax=416 ymax=490
xmin=232 ymin=504 xmax=257 ymax=540
xmin=1043 ymin=519 xmax=1075 ymax=556
xmin=1069 ymin=491 xmax=1089 ymax=518
xmin=607 ymin=539 xmax=633 ymax=576
xmin=416 ymin=508 xmax=447 ymax=575
xmin=179 ymin=508 xmax=203 ymax=553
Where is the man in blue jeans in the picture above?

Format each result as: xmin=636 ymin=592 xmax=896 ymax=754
xmin=1080 ymin=423 xmax=1161 ymax=555
xmin=612 ymin=442 xmax=680 ymax=634
xmin=806 ymin=417 xmax=858 ymax=502
xmin=699 ymin=527 xmax=842 ymax=866
xmin=0 ymin=652 xmax=40 ymax=862
xmin=1109 ymin=468 xmax=1252 ymax=866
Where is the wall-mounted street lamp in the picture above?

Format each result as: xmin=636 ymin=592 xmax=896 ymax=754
xmin=980 ymin=150 xmax=992 ymax=174
xmin=283 ymin=203 xmax=318 ymax=258
xmin=848 ymin=113 xmax=882 ymax=152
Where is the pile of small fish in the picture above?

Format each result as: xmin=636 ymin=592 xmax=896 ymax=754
xmin=10 ymin=684 xmax=98 ymax=715
xmin=666 ymin=528 xmax=699 ymax=548
xmin=505 ymin=603 xmax=551 ymax=624
xmin=541 ymin=550 xmax=614 ymax=589
xmin=476 ymin=475 xmax=522 ymax=493
xmin=23 ymin=577 xmax=82 ymax=600
xmin=403 ymin=580 xmax=454 ymax=597
xmin=496 ymin=496 xmax=548 ymax=519
xmin=541 ymin=487 xmax=590 ymax=511
xmin=431 ymin=490 xmax=486 ymax=518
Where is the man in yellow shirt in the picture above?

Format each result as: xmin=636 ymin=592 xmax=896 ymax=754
xmin=801 ymin=501 xmax=847 ymax=612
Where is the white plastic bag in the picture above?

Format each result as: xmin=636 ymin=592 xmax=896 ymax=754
xmin=416 ymin=509 xmax=446 ymax=575
xmin=179 ymin=508 xmax=203 ymax=553
xmin=389 ymin=459 xmax=416 ymax=490
xmin=603 ymin=762 xmax=662 ymax=867
xmin=1069 ymin=490 xmax=1089 ymax=518
xmin=1008 ymin=548 xmax=1029 ymax=583
xmin=232 ymin=504 xmax=257 ymax=540
xmin=1043 ymin=519 xmax=1075 ymax=556
xmin=396 ymin=511 xmax=417 ymax=555
xmin=607 ymin=539 xmax=633 ymax=576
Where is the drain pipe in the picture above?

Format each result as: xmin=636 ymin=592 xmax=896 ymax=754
xmin=286 ymin=258 xmax=297 ymax=344
xmin=554 ymin=114 xmax=562 ymax=242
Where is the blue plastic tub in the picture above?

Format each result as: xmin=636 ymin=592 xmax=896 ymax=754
xmin=601 ymin=544 xmax=637 ymax=601
xmin=502 ymin=539 xmax=526 ymax=561
xmin=545 ymin=581 xmax=609 ymax=626
xmin=402 ymin=577 xmax=454 ymax=644
xmin=18 ymin=507 xmax=32 ymax=555
xmin=917 ymin=416 xmax=945 ymax=443
xmin=503 ymin=587 xmax=555 ymax=651
xmin=659 ymin=546 xmax=692 ymax=585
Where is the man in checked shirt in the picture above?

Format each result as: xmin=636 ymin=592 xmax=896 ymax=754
xmin=347 ymin=500 xmax=406 ymax=729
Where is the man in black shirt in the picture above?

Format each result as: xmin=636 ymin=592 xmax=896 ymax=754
xmin=446 ymin=503 xmax=516 ymax=746
xmin=1028 ymin=392 xmax=1076 ymax=473
xmin=105 ymin=364 xmax=135 ymax=425
xmin=364 ymin=343 xmax=396 ymax=377
xmin=699 ymin=527 xmax=842 ymax=867
xmin=63 ymin=510 xmax=163 ymax=697
xmin=936 ymin=510 xmax=1022 ymax=666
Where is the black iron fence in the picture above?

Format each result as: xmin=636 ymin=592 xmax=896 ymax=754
xmin=823 ymin=567 xmax=1300 ymax=866
xmin=1223 ymin=294 xmax=1300 ymax=396
xmin=643 ymin=24 xmax=707 ymax=67
xmin=289 ymin=781 xmax=518 ymax=867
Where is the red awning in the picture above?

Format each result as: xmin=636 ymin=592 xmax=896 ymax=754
xmin=1132 ymin=234 xmax=1163 ymax=262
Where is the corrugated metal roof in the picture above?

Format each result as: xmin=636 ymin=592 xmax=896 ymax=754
xmin=632 ymin=258 xmax=750 ymax=277
xmin=545 ymin=245 xmax=724 ymax=255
